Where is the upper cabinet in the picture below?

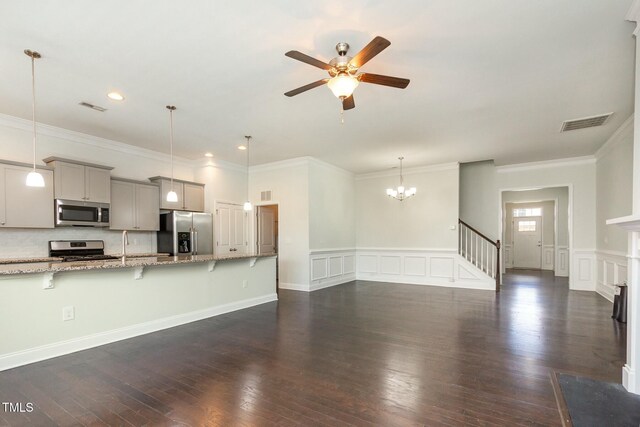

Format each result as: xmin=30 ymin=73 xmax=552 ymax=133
xmin=0 ymin=161 xmax=54 ymax=229
xmin=44 ymin=157 xmax=113 ymax=203
xmin=110 ymin=179 xmax=160 ymax=231
xmin=149 ymin=177 xmax=205 ymax=211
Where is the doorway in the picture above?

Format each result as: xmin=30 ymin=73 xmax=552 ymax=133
xmin=256 ymin=204 xmax=279 ymax=288
xmin=500 ymin=186 xmax=570 ymax=279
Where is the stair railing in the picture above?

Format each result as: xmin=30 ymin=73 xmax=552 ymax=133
xmin=458 ymin=219 xmax=501 ymax=291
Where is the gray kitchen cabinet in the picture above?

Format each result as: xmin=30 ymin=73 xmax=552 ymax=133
xmin=0 ymin=162 xmax=54 ymax=228
xmin=110 ymin=179 xmax=159 ymax=231
xmin=149 ymin=177 xmax=205 ymax=212
xmin=44 ymin=157 xmax=113 ymax=203
xmin=183 ymin=183 xmax=205 ymax=212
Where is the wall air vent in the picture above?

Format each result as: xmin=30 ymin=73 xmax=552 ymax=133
xmin=79 ymin=102 xmax=107 ymax=112
xmin=260 ymin=190 xmax=272 ymax=202
xmin=560 ymin=113 xmax=612 ymax=132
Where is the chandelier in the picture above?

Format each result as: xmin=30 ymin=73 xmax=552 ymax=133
xmin=386 ymin=157 xmax=416 ymax=201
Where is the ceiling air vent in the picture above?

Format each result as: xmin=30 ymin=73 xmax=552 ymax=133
xmin=560 ymin=113 xmax=612 ymax=132
xmin=261 ymin=190 xmax=272 ymax=202
xmin=79 ymin=102 xmax=107 ymax=112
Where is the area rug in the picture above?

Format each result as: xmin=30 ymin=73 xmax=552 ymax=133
xmin=556 ymin=373 xmax=640 ymax=426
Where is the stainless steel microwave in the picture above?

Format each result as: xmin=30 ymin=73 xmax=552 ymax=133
xmin=55 ymin=199 xmax=110 ymax=227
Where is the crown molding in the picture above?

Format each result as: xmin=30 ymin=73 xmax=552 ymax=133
xmin=307 ymin=157 xmax=355 ymax=177
xmin=0 ymin=113 xmax=195 ymax=169
xmin=595 ymin=115 xmax=634 ymax=160
xmin=627 ymin=0 xmax=640 ymax=35
xmin=495 ymin=156 xmax=596 ymax=174
xmin=355 ymin=162 xmax=459 ymax=181
xmin=194 ymin=157 xmax=247 ymax=173
xmin=248 ymin=157 xmax=311 ymax=174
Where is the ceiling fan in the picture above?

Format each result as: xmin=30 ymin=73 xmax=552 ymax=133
xmin=284 ymin=36 xmax=410 ymax=111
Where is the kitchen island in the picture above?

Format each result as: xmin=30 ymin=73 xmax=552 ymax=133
xmin=0 ymin=253 xmax=277 ymax=370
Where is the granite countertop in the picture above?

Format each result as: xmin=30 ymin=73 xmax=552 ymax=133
xmin=0 ymin=253 xmax=170 ymax=265
xmin=0 ymin=253 xmax=276 ymax=275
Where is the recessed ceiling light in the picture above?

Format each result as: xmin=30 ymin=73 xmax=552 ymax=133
xmin=204 ymin=152 xmax=213 ymax=157
xmin=107 ymin=92 xmax=124 ymax=101
xmin=238 ymin=145 xmax=247 ymax=150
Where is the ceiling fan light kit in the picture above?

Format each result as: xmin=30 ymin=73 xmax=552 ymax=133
xmin=284 ymin=36 xmax=410 ymax=112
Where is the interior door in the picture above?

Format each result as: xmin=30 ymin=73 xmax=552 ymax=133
xmin=215 ymin=202 xmax=246 ymax=255
xmin=257 ymin=206 xmax=276 ymax=254
xmin=513 ymin=217 xmax=542 ymax=269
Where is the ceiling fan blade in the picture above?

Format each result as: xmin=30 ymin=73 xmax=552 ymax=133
xmin=349 ymin=36 xmax=391 ymax=69
xmin=285 ymin=50 xmax=335 ymax=71
xmin=342 ymin=95 xmax=355 ymax=110
xmin=284 ymin=79 xmax=330 ymax=97
xmin=359 ymin=73 xmax=410 ymax=89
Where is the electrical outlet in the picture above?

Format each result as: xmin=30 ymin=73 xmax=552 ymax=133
xmin=242 ymin=280 xmax=248 ymax=288
xmin=62 ymin=306 xmax=75 ymax=321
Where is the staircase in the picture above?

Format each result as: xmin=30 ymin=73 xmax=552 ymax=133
xmin=458 ymin=219 xmax=501 ymax=291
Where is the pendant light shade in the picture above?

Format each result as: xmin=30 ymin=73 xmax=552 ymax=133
xmin=24 ymin=49 xmax=45 ymax=187
xmin=166 ymin=105 xmax=178 ymax=203
xmin=243 ymin=136 xmax=252 ymax=211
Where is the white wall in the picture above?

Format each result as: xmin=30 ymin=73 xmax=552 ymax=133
xmin=595 ymin=117 xmax=633 ymax=301
xmin=249 ymin=159 xmax=310 ymax=289
xmin=460 ymin=160 xmax=498 ymax=240
xmin=356 ymin=163 xmax=460 ymax=249
xmin=194 ymin=160 xmax=247 ymax=212
xmin=308 ymin=159 xmax=355 ymax=250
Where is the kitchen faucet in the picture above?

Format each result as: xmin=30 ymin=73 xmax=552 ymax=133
xmin=122 ymin=230 xmax=129 ymax=261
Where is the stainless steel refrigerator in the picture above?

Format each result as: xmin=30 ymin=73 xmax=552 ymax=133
xmin=157 ymin=211 xmax=213 ymax=255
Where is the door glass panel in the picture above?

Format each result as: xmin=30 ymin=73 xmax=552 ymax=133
xmin=513 ymin=208 xmax=542 ymax=217
xmin=518 ymin=221 xmax=537 ymax=232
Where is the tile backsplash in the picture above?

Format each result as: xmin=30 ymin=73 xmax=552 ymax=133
xmin=0 ymin=228 xmax=156 ymax=259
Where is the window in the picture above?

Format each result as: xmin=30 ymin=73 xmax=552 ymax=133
xmin=513 ymin=207 xmax=542 ymax=217
xmin=518 ymin=221 xmax=537 ymax=232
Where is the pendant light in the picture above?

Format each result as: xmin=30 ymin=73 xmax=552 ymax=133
xmin=386 ymin=157 xmax=417 ymax=201
xmin=166 ymin=105 xmax=178 ymax=203
xmin=243 ymin=136 xmax=252 ymax=211
xmin=24 ymin=49 xmax=45 ymax=187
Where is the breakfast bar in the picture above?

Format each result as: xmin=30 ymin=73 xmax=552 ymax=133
xmin=0 ymin=254 xmax=277 ymax=371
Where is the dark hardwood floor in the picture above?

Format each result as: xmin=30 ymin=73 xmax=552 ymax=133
xmin=0 ymin=270 xmax=625 ymax=426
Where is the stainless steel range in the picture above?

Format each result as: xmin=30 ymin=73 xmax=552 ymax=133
xmin=48 ymin=240 xmax=119 ymax=262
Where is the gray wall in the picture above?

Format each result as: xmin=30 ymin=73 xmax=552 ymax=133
xmin=459 ymin=160 xmax=498 ymax=240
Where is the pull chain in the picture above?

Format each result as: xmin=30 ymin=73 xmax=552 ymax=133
xmin=340 ymin=105 xmax=344 ymax=125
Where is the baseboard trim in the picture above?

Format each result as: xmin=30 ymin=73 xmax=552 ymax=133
xmin=355 ymin=275 xmax=494 ymax=291
xmin=623 ymin=365 xmax=636 ymax=393
xmin=0 ymin=293 xmax=278 ymax=372
xmin=278 ymin=282 xmax=308 ymax=291
xmin=309 ymin=274 xmax=356 ymax=292
xmin=596 ymin=281 xmax=615 ymax=302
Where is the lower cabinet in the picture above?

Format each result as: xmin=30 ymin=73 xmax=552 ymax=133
xmin=0 ymin=163 xmax=54 ymax=228
xmin=110 ymin=179 xmax=159 ymax=231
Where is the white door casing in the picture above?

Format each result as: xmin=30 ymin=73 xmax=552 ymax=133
xmin=513 ymin=216 xmax=542 ymax=269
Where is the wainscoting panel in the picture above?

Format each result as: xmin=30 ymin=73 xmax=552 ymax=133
xmin=404 ymin=256 xmax=426 ymax=276
xmin=380 ymin=256 xmax=402 ymax=275
xmin=556 ymin=246 xmax=569 ymax=277
xmin=328 ymin=256 xmax=343 ymax=277
xmin=356 ymin=249 xmax=494 ymax=290
xmin=308 ymin=250 xmax=357 ymax=292
xmin=542 ymin=245 xmax=555 ymax=271
xmin=572 ymin=250 xmax=596 ymax=291
xmin=504 ymin=244 xmax=513 ymax=268
xmin=596 ymin=250 xmax=628 ymax=302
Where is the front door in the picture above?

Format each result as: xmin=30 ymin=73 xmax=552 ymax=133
xmin=513 ymin=217 xmax=542 ymax=269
